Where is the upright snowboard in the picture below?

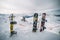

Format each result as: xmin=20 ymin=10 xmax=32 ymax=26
xmin=40 ymin=13 xmax=47 ymax=32
xmin=32 ymin=13 xmax=38 ymax=32
xmin=9 ymin=14 xmax=17 ymax=37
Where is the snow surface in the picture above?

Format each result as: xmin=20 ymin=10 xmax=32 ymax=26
xmin=0 ymin=15 xmax=60 ymax=40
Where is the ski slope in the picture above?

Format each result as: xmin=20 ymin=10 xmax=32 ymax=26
xmin=0 ymin=15 xmax=60 ymax=40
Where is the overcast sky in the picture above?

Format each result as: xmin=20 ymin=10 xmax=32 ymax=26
xmin=0 ymin=0 xmax=60 ymax=14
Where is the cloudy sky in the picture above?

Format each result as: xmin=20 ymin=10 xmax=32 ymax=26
xmin=0 ymin=0 xmax=60 ymax=14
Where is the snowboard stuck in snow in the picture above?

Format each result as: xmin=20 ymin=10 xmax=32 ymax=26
xmin=32 ymin=13 xmax=38 ymax=32
xmin=40 ymin=13 xmax=47 ymax=32
xmin=9 ymin=14 xmax=17 ymax=37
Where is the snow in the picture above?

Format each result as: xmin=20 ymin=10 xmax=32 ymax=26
xmin=0 ymin=15 xmax=60 ymax=40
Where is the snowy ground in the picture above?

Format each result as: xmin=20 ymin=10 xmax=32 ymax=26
xmin=0 ymin=15 xmax=60 ymax=40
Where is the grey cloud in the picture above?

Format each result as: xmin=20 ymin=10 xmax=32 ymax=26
xmin=0 ymin=0 xmax=60 ymax=14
